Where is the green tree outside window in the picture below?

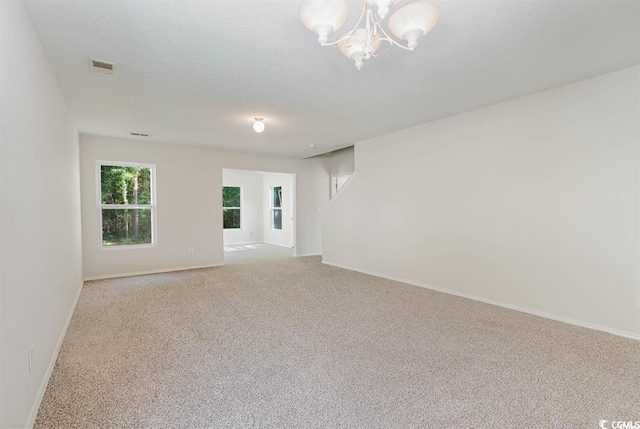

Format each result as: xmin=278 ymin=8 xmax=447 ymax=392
xmin=223 ymin=186 xmax=241 ymax=229
xmin=100 ymin=164 xmax=154 ymax=246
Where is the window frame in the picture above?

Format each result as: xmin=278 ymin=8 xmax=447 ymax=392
xmin=96 ymin=160 xmax=157 ymax=250
xmin=222 ymin=185 xmax=242 ymax=230
xmin=271 ymin=185 xmax=283 ymax=230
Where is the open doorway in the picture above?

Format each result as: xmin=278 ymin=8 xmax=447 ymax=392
xmin=222 ymin=169 xmax=295 ymax=263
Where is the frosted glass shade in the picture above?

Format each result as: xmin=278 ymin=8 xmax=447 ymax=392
xmin=388 ymin=1 xmax=440 ymax=47
xmin=253 ymin=119 xmax=265 ymax=133
xmin=367 ymin=0 xmax=399 ymax=19
xmin=300 ymin=0 xmax=349 ymax=43
xmin=339 ymin=28 xmax=380 ymax=59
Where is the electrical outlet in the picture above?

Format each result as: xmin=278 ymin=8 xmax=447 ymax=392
xmin=188 ymin=248 xmax=194 ymax=256
xmin=28 ymin=345 xmax=34 ymax=373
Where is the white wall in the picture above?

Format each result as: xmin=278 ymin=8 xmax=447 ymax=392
xmin=223 ymin=170 xmax=263 ymax=244
xmin=323 ymin=146 xmax=355 ymax=199
xmin=0 ymin=0 xmax=83 ymax=427
xmin=81 ymin=135 xmax=329 ymax=279
xmin=263 ymin=172 xmax=295 ymax=248
xmin=323 ymin=146 xmax=355 ymax=176
xmin=322 ymin=66 xmax=640 ymax=338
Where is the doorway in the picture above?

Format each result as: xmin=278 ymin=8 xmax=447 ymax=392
xmin=222 ymin=169 xmax=296 ymax=262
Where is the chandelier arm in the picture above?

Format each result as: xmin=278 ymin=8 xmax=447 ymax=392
xmin=376 ymin=25 xmax=414 ymax=51
xmin=370 ymin=37 xmax=393 ymax=49
xmin=321 ymin=1 xmax=368 ymax=47
xmin=342 ymin=35 xmax=367 ymax=47
xmin=369 ymin=10 xmax=385 ymax=27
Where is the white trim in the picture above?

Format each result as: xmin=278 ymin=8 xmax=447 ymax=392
xmin=101 ymin=243 xmax=156 ymax=251
xmin=296 ymin=252 xmax=322 ymax=257
xmin=96 ymin=160 xmax=155 ymax=169
xmin=26 ymin=279 xmax=84 ymax=428
xmin=101 ymin=204 xmax=153 ymax=209
xmin=83 ymin=263 xmax=224 ymax=281
xmin=223 ymin=241 xmax=262 ymax=246
xmin=322 ymin=260 xmax=640 ymax=341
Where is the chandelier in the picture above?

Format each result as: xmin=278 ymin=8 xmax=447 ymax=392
xmin=300 ymin=0 xmax=441 ymax=70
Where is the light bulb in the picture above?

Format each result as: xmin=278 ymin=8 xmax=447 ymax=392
xmin=253 ymin=118 xmax=265 ymax=133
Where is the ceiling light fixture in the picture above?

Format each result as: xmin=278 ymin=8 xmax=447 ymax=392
xmin=253 ymin=118 xmax=265 ymax=133
xmin=300 ymin=0 xmax=440 ymax=70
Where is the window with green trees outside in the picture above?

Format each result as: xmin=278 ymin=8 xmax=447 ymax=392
xmin=100 ymin=163 xmax=154 ymax=246
xmin=223 ymin=186 xmax=241 ymax=229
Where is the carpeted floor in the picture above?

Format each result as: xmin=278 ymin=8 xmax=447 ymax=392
xmin=224 ymin=242 xmax=294 ymax=264
xmin=35 ymin=254 xmax=639 ymax=428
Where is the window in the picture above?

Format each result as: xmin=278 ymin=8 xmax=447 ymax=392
xmin=99 ymin=162 xmax=155 ymax=247
xmin=223 ymin=186 xmax=241 ymax=229
xmin=272 ymin=186 xmax=282 ymax=230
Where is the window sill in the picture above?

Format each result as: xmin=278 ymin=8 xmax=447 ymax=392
xmin=101 ymin=243 xmax=157 ymax=251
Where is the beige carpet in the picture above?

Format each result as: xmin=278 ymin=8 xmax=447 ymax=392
xmin=224 ymin=242 xmax=294 ymax=263
xmin=35 ymin=255 xmax=639 ymax=428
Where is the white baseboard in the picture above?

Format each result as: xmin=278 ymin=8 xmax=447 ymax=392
xmin=322 ymin=260 xmax=640 ymax=341
xmin=224 ymin=241 xmax=261 ymax=246
xmin=26 ymin=279 xmax=84 ymax=428
xmin=83 ymin=263 xmax=224 ymax=281
xmin=296 ymin=252 xmax=322 ymax=257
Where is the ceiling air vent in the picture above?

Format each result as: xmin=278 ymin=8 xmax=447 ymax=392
xmin=89 ymin=59 xmax=115 ymax=75
xmin=130 ymin=132 xmax=149 ymax=137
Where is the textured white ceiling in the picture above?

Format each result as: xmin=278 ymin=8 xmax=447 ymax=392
xmin=25 ymin=0 xmax=640 ymax=158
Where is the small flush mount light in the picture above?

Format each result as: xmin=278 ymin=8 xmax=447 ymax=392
xmin=253 ymin=118 xmax=266 ymax=133
xmin=309 ymin=144 xmax=316 ymax=148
